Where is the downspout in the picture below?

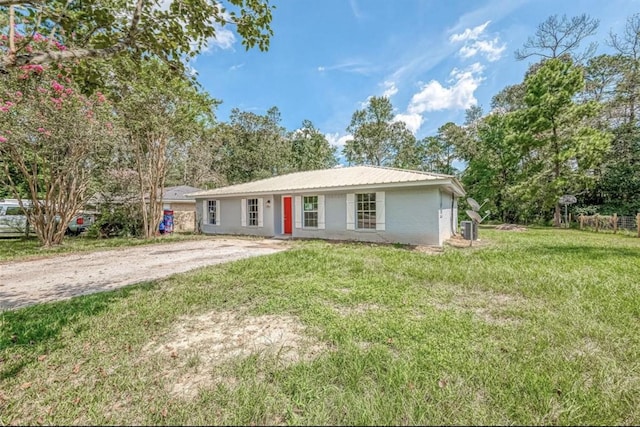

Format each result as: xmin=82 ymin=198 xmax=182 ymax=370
xmin=451 ymin=194 xmax=457 ymax=236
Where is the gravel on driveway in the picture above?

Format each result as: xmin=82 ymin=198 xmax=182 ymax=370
xmin=0 ymin=237 xmax=289 ymax=310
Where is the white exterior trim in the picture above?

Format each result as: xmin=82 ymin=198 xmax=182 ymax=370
xmin=318 ymin=195 xmax=325 ymax=230
xmin=376 ymin=191 xmax=385 ymax=231
xmin=258 ymin=197 xmax=264 ymax=227
xmin=294 ymin=196 xmax=302 ymax=229
xmin=346 ymin=193 xmax=355 ymax=230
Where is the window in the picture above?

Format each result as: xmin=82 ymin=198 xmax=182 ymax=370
xmin=5 ymin=206 xmax=23 ymax=216
xmin=247 ymin=198 xmax=259 ymax=226
xmin=303 ymin=196 xmax=318 ymax=228
xmin=207 ymin=200 xmax=218 ymax=225
xmin=357 ymin=193 xmax=376 ymax=229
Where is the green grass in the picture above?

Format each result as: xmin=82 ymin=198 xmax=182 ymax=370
xmin=0 ymin=232 xmax=208 ymax=262
xmin=1 ymin=228 xmax=639 ymax=425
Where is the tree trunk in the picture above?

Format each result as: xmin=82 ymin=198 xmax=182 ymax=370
xmin=134 ymin=132 xmax=168 ymax=239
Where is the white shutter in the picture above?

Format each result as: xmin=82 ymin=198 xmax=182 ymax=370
xmin=294 ymin=196 xmax=302 ymax=229
xmin=346 ymin=193 xmax=355 ymax=230
xmin=258 ymin=197 xmax=264 ymax=227
xmin=318 ymin=195 xmax=325 ymax=229
xmin=241 ymin=198 xmax=246 ymax=227
xmin=202 ymin=201 xmax=208 ymax=226
xmin=376 ymin=191 xmax=385 ymax=231
xmin=216 ymin=200 xmax=220 ymax=226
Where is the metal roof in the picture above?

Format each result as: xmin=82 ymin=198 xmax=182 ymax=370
xmin=187 ymin=166 xmax=465 ymax=198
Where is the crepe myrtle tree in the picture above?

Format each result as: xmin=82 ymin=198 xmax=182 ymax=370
xmin=0 ymin=0 xmax=274 ymax=73
xmin=0 ymin=33 xmax=115 ymax=247
xmin=110 ymin=58 xmax=216 ymax=239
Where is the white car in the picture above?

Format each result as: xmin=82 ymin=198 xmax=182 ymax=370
xmin=0 ymin=200 xmax=95 ymax=237
xmin=0 ymin=201 xmax=30 ymax=236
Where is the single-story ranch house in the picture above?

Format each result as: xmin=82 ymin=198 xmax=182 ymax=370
xmin=187 ymin=165 xmax=465 ymax=246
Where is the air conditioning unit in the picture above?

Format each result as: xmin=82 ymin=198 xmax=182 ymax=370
xmin=461 ymin=220 xmax=478 ymax=240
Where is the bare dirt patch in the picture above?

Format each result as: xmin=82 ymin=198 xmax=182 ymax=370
xmin=495 ymin=223 xmax=528 ymax=231
xmin=445 ymin=235 xmax=491 ymax=248
xmin=143 ymin=309 xmax=327 ymax=399
xmin=412 ymin=245 xmax=444 ymax=255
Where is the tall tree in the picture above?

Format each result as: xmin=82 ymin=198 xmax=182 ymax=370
xmin=459 ymin=113 xmax=522 ymax=222
xmin=609 ymin=13 xmax=640 ymax=126
xmin=419 ymin=123 xmax=463 ymax=175
xmin=491 ymin=84 xmax=527 ymax=113
xmin=109 ymin=59 xmax=216 ymax=238
xmin=289 ymin=120 xmax=337 ymax=171
xmin=0 ymin=0 xmax=274 ymax=72
xmin=515 ymin=14 xmax=599 ymax=63
xmin=588 ymin=14 xmax=640 ymax=214
xmin=511 ymin=58 xmax=612 ymax=225
xmin=167 ymin=126 xmax=226 ymax=189
xmin=343 ymin=96 xmax=418 ymax=167
xmin=0 ymin=37 xmax=114 ymax=246
xmin=215 ymin=106 xmax=289 ymax=184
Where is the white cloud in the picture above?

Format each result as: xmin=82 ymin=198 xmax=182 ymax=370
xmin=449 ymin=20 xmax=505 ymax=62
xmin=186 ymin=64 xmax=198 ymax=77
xmin=382 ymin=80 xmax=398 ymax=98
xmin=157 ymin=1 xmax=237 ymax=53
xmin=229 ymin=63 xmax=245 ymax=71
xmin=393 ymin=113 xmax=423 ymax=134
xmin=459 ymin=38 xmax=505 ymax=62
xmin=349 ymin=0 xmax=364 ymax=20
xmin=206 ymin=26 xmax=236 ymax=50
xmin=315 ymin=60 xmax=375 ymax=75
xmin=449 ymin=21 xmax=490 ymax=42
xmin=325 ymin=133 xmax=353 ymax=149
xmin=358 ymin=96 xmax=372 ymax=109
xmin=407 ymin=63 xmax=484 ymax=113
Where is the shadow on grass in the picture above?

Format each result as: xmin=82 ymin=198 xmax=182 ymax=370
xmin=0 ymin=282 xmax=156 ymax=380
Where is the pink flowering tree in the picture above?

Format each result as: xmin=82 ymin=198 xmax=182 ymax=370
xmin=0 ymin=0 xmax=273 ymax=73
xmin=0 ymin=35 xmax=116 ymax=247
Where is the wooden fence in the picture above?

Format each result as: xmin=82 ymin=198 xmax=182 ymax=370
xmin=578 ymin=213 xmax=640 ymax=237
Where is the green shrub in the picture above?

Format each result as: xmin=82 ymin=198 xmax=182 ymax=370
xmin=88 ymin=204 xmax=144 ymax=238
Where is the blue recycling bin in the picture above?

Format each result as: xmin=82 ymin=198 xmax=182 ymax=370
xmin=163 ymin=209 xmax=174 ymax=233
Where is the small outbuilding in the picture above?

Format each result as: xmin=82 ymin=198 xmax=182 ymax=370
xmin=160 ymin=185 xmax=203 ymax=232
xmin=187 ymin=165 xmax=465 ymax=246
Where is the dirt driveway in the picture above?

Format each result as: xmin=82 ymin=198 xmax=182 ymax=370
xmin=0 ymin=237 xmax=289 ymax=310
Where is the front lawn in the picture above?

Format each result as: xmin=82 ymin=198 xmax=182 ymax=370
xmin=1 ymin=228 xmax=638 ymax=425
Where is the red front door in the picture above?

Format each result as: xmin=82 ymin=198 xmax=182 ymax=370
xmin=283 ymin=196 xmax=292 ymax=234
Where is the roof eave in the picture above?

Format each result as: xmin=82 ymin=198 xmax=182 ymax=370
xmin=190 ymin=178 xmax=466 ymax=198
xmin=162 ymin=199 xmax=196 ymax=203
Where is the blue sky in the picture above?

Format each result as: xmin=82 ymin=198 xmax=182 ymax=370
xmin=191 ymin=0 xmax=636 ymax=153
